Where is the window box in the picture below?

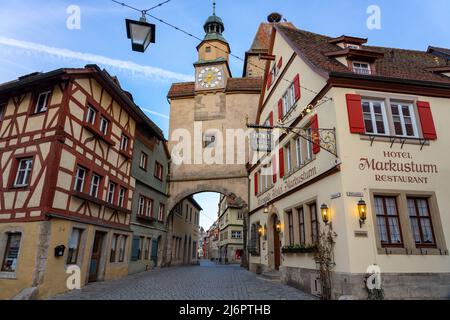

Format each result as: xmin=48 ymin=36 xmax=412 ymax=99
xmin=281 ymin=244 xmax=318 ymax=254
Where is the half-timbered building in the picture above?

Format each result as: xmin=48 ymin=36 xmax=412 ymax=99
xmin=0 ymin=64 xmax=162 ymax=299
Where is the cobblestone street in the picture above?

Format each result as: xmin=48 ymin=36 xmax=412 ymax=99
xmin=52 ymin=260 xmax=316 ymax=300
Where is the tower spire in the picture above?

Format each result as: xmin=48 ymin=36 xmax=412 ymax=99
xmin=213 ymin=1 xmax=216 ymax=16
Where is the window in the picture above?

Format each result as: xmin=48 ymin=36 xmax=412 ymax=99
xmin=144 ymin=238 xmax=151 ymax=260
xmin=237 ymin=211 xmax=243 ymax=220
xmin=205 ymin=46 xmax=211 ymax=53
xmin=282 ymin=82 xmax=297 ymax=116
xmin=67 ymin=229 xmax=82 ymax=265
xmin=118 ymin=236 xmax=126 ymax=262
xmin=99 ymin=116 xmax=109 ymax=135
xmin=154 ymin=162 xmax=164 ymax=180
xmin=190 ymin=208 xmax=192 ymax=223
xmin=298 ymin=207 xmax=306 ymax=245
xmin=231 ymin=231 xmax=242 ymax=239
xmin=138 ymin=196 xmax=145 ymax=216
xmin=407 ymin=198 xmax=436 ymax=247
xmin=139 ymin=152 xmax=148 ymax=170
xmin=146 ymin=198 xmax=153 ymax=218
xmin=306 ymin=128 xmax=313 ymax=161
xmin=86 ymin=105 xmax=97 ymax=125
xmin=118 ymin=188 xmax=126 ymax=208
xmin=310 ymin=203 xmax=319 ymax=244
xmin=374 ymin=196 xmax=403 ymax=247
xmin=158 ymin=203 xmax=165 ymax=221
xmin=391 ymin=103 xmax=418 ymax=137
xmin=270 ymin=64 xmax=279 ymax=84
xmin=1 ymin=233 xmax=21 ymax=272
xmin=89 ymin=174 xmax=101 ymax=198
xmin=34 ymin=91 xmax=50 ymax=113
xmin=287 ymin=212 xmax=294 ymax=246
xmin=295 ymin=136 xmax=303 ymax=168
xmin=74 ymin=166 xmax=86 ymax=192
xmin=0 ymin=102 xmax=6 ymax=121
xmin=353 ymin=62 xmax=371 ymax=75
xmin=106 ymin=182 xmax=116 ymax=204
xmin=203 ymin=134 xmax=216 ymax=148
xmin=14 ymin=158 xmax=33 ymax=187
xmin=120 ymin=134 xmax=129 ymax=151
xmin=362 ymin=100 xmax=389 ymax=135
xmin=110 ymin=234 xmax=119 ymax=263
xmin=284 ymin=144 xmax=292 ymax=174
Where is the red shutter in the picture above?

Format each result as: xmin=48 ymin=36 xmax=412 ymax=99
xmin=279 ymin=148 xmax=285 ymax=178
xmin=272 ymin=155 xmax=277 ymax=184
xmin=266 ymin=72 xmax=272 ymax=90
xmin=277 ymin=57 xmax=283 ymax=69
xmin=254 ymin=172 xmax=258 ymax=195
xmin=293 ymin=74 xmax=301 ymax=102
xmin=346 ymin=94 xmax=365 ymax=134
xmin=417 ymin=101 xmax=437 ymax=140
xmin=310 ymin=114 xmax=320 ymax=154
xmin=278 ymin=99 xmax=283 ymax=121
xmin=269 ymin=111 xmax=274 ymax=127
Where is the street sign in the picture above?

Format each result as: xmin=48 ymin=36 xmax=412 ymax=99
xmin=251 ymin=131 xmax=272 ymax=152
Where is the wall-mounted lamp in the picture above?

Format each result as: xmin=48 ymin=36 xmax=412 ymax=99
xmin=276 ymin=221 xmax=282 ymax=233
xmin=321 ymin=203 xmax=330 ymax=225
xmin=358 ymin=199 xmax=367 ymax=228
xmin=263 ymin=204 xmax=269 ymax=214
xmin=258 ymin=224 xmax=264 ymax=236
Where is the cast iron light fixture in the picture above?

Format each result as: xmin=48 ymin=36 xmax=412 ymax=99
xmin=276 ymin=221 xmax=282 ymax=233
xmin=54 ymin=245 xmax=66 ymax=257
xmin=126 ymin=12 xmax=156 ymax=53
xmin=358 ymin=199 xmax=367 ymax=228
xmin=321 ymin=203 xmax=330 ymax=225
xmin=263 ymin=203 xmax=269 ymax=214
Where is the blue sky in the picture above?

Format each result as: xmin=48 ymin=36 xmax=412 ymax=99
xmin=1 ymin=0 xmax=449 ymax=229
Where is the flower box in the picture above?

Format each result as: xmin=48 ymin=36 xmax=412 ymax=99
xmin=281 ymin=245 xmax=318 ymax=254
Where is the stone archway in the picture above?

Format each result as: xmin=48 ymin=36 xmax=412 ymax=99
xmin=266 ymin=207 xmax=282 ymax=271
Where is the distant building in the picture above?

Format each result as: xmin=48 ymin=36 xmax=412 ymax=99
xmin=206 ymin=221 xmax=219 ymax=261
xmin=197 ymin=227 xmax=206 ymax=258
xmin=128 ymin=123 xmax=170 ymax=274
xmin=168 ymin=196 xmax=202 ymax=265
xmin=218 ymin=195 xmax=245 ymax=264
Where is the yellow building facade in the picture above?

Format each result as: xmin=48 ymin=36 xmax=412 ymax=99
xmin=248 ymin=21 xmax=450 ymax=299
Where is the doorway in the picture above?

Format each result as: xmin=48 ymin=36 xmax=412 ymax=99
xmin=151 ymin=239 xmax=159 ymax=267
xmin=273 ymin=215 xmax=281 ymax=270
xmin=89 ymin=231 xmax=105 ymax=282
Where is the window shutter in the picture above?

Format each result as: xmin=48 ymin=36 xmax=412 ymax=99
xmin=278 ymin=99 xmax=283 ymax=121
xmin=277 ymin=57 xmax=283 ymax=69
xmin=293 ymin=74 xmax=301 ymax=101
xmin=272 ymin=155 xmax=277 ymax=183
xmin=310 ymin=114 xmax=320 ymax=154
xmin=279 ymin=148 xmax=285 ymax=178
xmin=346 ymin=94 xmax=365 ymax=134
xmin=254 ymin=172 xmax=258 ymax=195
xmin=417 ymin=101 xmax=437 ymax=140
xmin=266 ymin=74 xmax=272 ymax=90
xmin=269 ymin=111 xmax=274 ymax=127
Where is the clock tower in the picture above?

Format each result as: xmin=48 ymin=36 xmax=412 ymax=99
xmin=194 ymin=3 xmax=231 ymax=91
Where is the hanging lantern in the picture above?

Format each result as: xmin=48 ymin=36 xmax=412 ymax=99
xmin=125 ymin=14 xmax=156 ymax=53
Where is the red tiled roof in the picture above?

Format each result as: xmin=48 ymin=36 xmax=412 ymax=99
xmin=168 ymin=78 xmax=262 ymax=99
xmin=248 ymin=22 xmax=295 ymax=54
xmin=276 ymin=25 xmax=450 ymax=85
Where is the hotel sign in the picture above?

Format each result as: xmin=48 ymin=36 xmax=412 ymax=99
xmin=359 ymin=151 xmax=438 ymax=184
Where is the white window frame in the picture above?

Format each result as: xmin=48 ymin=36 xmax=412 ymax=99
xmin=34 ymin=91 xmax=51 ymax=113
xmin=74 ymin=166 xmax=86 ymax=192
xmin=99 ymin=116 xmax=109 ymax=135
xmin=120 ymin=134 xmax=129 ymax=151
xmin=390 ymin=102 xmax=419 ymax=138
xmin=306 ymin=128 xmax=313 ymax=161
xmin=285 ymin=143 xmax=292 ymax=174
xmin=231 ymin=231 xmax=242 ymax=239
xmin=158 ymin=203 xmax=165 ymax=221
xmin=295 ymin=136 xmax=303 ymax=168
xmin=107 ymin=182 xmax=116 ymax=204
xmin=353 ymin=61 xmax=371 ymax=75
xmin=14 ymin=158 xmax=33 ymax=187
xmin=138 ymin=196 xmax=145 ymax=216
xmin=86 ymin=105 xmax=97 ymax=125
xmin=89 ymin=174 xmax=101 ymax=198
xmin=362 ymin=99 xmax=390 ymax=136
xmin=118 ymin=188 xmax=126 ymax=207
xmin=139 ymin=152 xmax=147 ymax=170
xmin=203 ymin=134 xmax=216 ymax=148
xmin=146 ymin=199 xmax=153 ymax=217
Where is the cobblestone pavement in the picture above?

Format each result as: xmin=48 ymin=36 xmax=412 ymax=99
xmin=52 ymin=260 xmax=316 ymax=300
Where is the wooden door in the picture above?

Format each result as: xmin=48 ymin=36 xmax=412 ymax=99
xmin=89 ymin=231 xmax=104 ymax=282
xmin=151 ymin=239 xmax=158 ymax=267
xmin=273 ymin=216 xmax=281 ymax=270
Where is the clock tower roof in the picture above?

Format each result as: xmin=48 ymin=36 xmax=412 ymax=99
xmin=202 ymin=2 xmax=228 ymax=44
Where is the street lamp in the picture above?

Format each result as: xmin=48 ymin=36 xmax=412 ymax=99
xmin=320 ymin=203 xmax=330 ymax=225
xmin=125 ymin=13 xmax=156 ymax=53
xmin=358 ymin=199 xmax=367 ymax=228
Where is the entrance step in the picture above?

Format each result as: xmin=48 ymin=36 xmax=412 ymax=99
xmin=261 ymin=270 xmax=282 ymax=282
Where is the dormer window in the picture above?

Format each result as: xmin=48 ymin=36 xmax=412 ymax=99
xmin=347 ymin=44 xmax=361 ymax=50
xmin=352 ymin=62 xmax=371 ymax=75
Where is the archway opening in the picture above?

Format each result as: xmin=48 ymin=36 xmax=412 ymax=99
xmin=163 ymin=191 xmax=248 ymax=268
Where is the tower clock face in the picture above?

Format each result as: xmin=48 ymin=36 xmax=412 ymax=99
xmin=197 ymin=66 xmax=223 ymax=89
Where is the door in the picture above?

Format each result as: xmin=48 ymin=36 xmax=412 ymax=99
xmin=151 ymin=239 xmax=158 ymax=267
xmin=273 ymin=216 xmax=281 ymax=270
xmin=89 ymin=231 xmax=105 ymax=282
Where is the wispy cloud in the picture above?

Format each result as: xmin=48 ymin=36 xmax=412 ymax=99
xmin=140 ymin=107 xmax=170 ymax=120
xmin=0 ymin=36 xmax=193 ymax=82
